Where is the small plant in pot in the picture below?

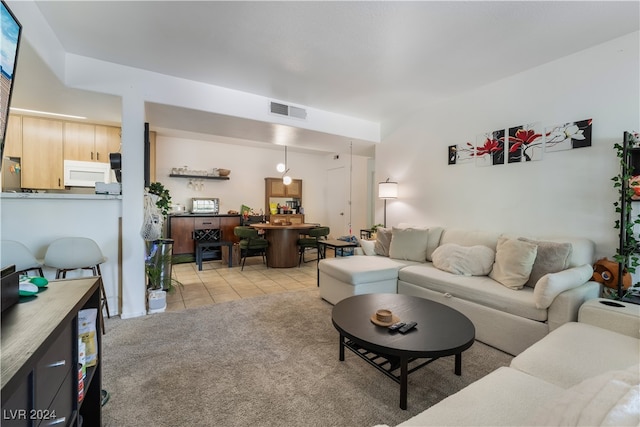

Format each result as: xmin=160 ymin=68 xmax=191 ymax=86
xmin=144 ymin=182 xmax=184 ymax=293
xmin=370 ymin=224 xmax=385 ymax=239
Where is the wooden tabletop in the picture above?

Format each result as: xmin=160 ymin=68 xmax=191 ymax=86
xmin=250 ymin=223 xmax=317 ymax=230
xmin=332 ymin=293 xmax=475 ymax=357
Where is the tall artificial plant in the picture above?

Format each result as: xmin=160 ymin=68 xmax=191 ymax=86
xmin=612 ymin=131 xmax=640 ymax=297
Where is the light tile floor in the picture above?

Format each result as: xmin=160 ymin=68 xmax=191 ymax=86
xmin=166 ymin=254 xmax=321 ymax=311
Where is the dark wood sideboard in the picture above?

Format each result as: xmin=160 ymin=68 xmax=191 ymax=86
xmin=1 ymin=277 xmax=103 ymax=426
xmin=168 ymin=214 xmax=241 ymax=255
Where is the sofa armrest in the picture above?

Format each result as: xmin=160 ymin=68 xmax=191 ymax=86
xmin=547 ymin=281 xmax=601 ymax=331
xmin=578 ymin=298 xmax=640 ymax=338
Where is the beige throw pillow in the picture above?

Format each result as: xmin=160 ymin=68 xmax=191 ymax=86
xmin=519 ymin=237 xmax=573 ymax=288
xmin=431 ymin=243 xmax=495 ymax=276
xmin=489 ymin=237 xmax=538 ymax=289
xmin=389 ymin=227 xmax=429 ymax=262
xmin=374 ymin=228 xmax=392 ymax=257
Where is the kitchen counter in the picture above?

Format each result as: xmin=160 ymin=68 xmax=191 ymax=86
xmin=168 ymin=212 xmax=240 ymax=217
xmin=1 ymin=192 xmax=121 ymax=200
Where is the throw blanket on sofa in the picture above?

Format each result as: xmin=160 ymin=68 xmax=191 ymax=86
xmin=531 ymin=365 xmax=640 ymax=426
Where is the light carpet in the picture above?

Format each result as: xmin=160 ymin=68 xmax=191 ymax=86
xmin=102 ymin=288 xmax=512 ymax=427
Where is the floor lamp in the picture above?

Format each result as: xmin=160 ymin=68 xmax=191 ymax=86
xmin=378 ymin=179 xmax=398 ymax=227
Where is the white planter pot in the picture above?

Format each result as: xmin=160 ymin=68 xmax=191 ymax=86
xmin=148 ymin=289 xmax=167 ymax=314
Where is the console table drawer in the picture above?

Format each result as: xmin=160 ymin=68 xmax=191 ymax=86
xmin=37 ymin=370 xmax=73 ymax=427
xmin=35 ymin=323 xmax=73 ymax=411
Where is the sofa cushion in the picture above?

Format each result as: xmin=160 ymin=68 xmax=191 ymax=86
xmin=511 ymin=322 xmax=640 ymax=388
xmin=489 ymin=237 xmax=538 ymax=289
xmin=374 ymin=228 xmax=392 ymax=256
xmin=519 ymin=237 xmax=572 ymax=288
xmin=533 ymin=264 xmax=594 ymax=309
xmin=318 ymin=256 xmax=404 ymax=285
xmin=529 ymin=365 xmax=640 ymax=426
xmin=396 ymin=367 xmax=564 ymax=426
xmin=431 ymin=243 xmax=495 ymax=276
xmin=389 ymin=227 xmax=429 ymax=262
xmin=398 ymin=263 xmax=547 ymax=321
xmin=358 ymin=238 xmax=376 ymax=256
xmin=396 ymin=223 xmax=443 ymax=261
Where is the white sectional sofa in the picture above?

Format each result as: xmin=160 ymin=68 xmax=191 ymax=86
xmin=318 ymin=226 xmax=601 ymax=355
xmin=392 ymin=298 xmax=640 ymax=426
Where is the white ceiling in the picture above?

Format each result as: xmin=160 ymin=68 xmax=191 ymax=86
xmin=10 ymin=1 xmax=640 ymax=156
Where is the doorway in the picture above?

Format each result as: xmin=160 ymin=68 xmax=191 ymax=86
xmin=327 ymin=167 xmax=349 ymax=237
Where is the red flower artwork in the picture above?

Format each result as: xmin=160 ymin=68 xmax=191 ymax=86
xmin=475 ymin=138 xmax=503 ymax=157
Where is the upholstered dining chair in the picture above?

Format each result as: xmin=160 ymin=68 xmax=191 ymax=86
xmin=1 ymin=240 xmax=44 ymax=276
xmin=44 ymin=237 xmax=110 ymax=329
xmin=233 ymin=226 xmax=268 ymax=271
xmin=297 ymin=226 xmax=330 ymax=266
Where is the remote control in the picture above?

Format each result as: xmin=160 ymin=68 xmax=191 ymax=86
xmin=388 ymin=321 xmax=405 ymax=332
xmin=398 ymin=321 xmax=417 ymax=334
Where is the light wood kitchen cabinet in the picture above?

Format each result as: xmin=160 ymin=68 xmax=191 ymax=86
xmin=4 ymin=114 xmax=22 ymax=158
xmin=64 ymin=122 xmax=120 ymax=163
xmin=266 ymin=177 xmax=302 ymax=198
xmin=21 ymin=116 xmax=64 ymax=190
xmin=64 ymin=122 xmax=94 ymax=162
xmin=95 ymin=125 xmax=121 ymax=162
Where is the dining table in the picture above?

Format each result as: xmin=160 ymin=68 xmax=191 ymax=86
xmin=250 ymin=223 xmax=317 ymax=268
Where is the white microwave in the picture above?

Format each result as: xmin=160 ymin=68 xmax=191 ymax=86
xmin=63 ymin=160 xmax=112 ymax=187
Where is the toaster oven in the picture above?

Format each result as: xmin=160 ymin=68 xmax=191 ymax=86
xmin=191 ymin=198 xmax=219 ymax=214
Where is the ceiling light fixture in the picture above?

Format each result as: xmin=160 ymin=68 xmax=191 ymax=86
xmin=10 ymin=107 xmax=87 ymax=120
xmin=278 ymin=145 xmax=292 ymax=185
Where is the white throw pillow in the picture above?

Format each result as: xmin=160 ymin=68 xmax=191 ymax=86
xmin=489 ymin=237 xmax=538 ymax=289
xmin=389 ymin=227 xmax=429 ymax=262
xmin=431 ymin=243 xmax=495 ymax=276
xmin=358 ymin=238 xmax=376 ymax=256
xmin=534 ymin=264 xmax=594 ymax=309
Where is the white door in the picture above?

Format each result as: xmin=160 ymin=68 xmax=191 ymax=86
xmin=327 ymin=167 xmax=349 ymax=238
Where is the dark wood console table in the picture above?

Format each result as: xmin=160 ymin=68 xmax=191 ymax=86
xmin=1 ymin=277 xmax=103 ymax=426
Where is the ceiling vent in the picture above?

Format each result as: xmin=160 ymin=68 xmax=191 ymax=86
xmin=270 ymin=101 xmax=307 ymax=120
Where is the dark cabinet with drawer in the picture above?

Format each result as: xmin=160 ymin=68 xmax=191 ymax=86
xmin=168 ymin=214 xmax=241 ymax=256
xmin=1 ymin=277 xmax=103 ymax=426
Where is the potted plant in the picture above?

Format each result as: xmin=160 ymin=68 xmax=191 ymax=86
xmin=370 ymin=224 xmax=385 ymax=240
xmin=144 ymin=182 xmax=182 ymax=293
xmin=611 ymin=131 xmax=640 ymax=300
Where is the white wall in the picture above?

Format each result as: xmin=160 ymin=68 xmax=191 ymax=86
xmin=376 ymin=32 xmax=640 ymax=260
xmin=155 ymin=136 xmax=371 ymax=236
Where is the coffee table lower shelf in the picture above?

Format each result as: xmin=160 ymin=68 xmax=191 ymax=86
xmin=339 ymin=335 xmax=462 ymax=410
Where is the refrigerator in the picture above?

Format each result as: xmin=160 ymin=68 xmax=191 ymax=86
xmin=2 ymin=158 xmax=22 ymax=192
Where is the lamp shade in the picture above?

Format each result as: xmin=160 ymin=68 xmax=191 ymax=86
xmin=378 ymin=181 xmax=398 ymax=199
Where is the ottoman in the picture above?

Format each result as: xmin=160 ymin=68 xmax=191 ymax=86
xmin=318 ymin=256 xmax=404 ymax=304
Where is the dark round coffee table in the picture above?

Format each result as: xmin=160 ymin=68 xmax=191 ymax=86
xmin=331 ymin=293 xmax=475 ymax=409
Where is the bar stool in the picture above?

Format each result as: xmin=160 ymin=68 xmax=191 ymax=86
xmin=44 ymin=237 xmax=110 ymax=330
xmin=1 ymin=240 xmax=44 ymax=276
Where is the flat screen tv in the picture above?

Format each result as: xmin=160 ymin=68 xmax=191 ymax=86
xmin=0 ymin=0 xmax=22 ymax=171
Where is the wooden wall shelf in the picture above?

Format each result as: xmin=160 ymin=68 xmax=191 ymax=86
xmin=169 ymin=174 xmax=230 ymax=180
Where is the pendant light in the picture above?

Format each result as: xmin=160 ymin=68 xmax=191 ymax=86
xmin=277 ymin=145 xmax=292 ymax=185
